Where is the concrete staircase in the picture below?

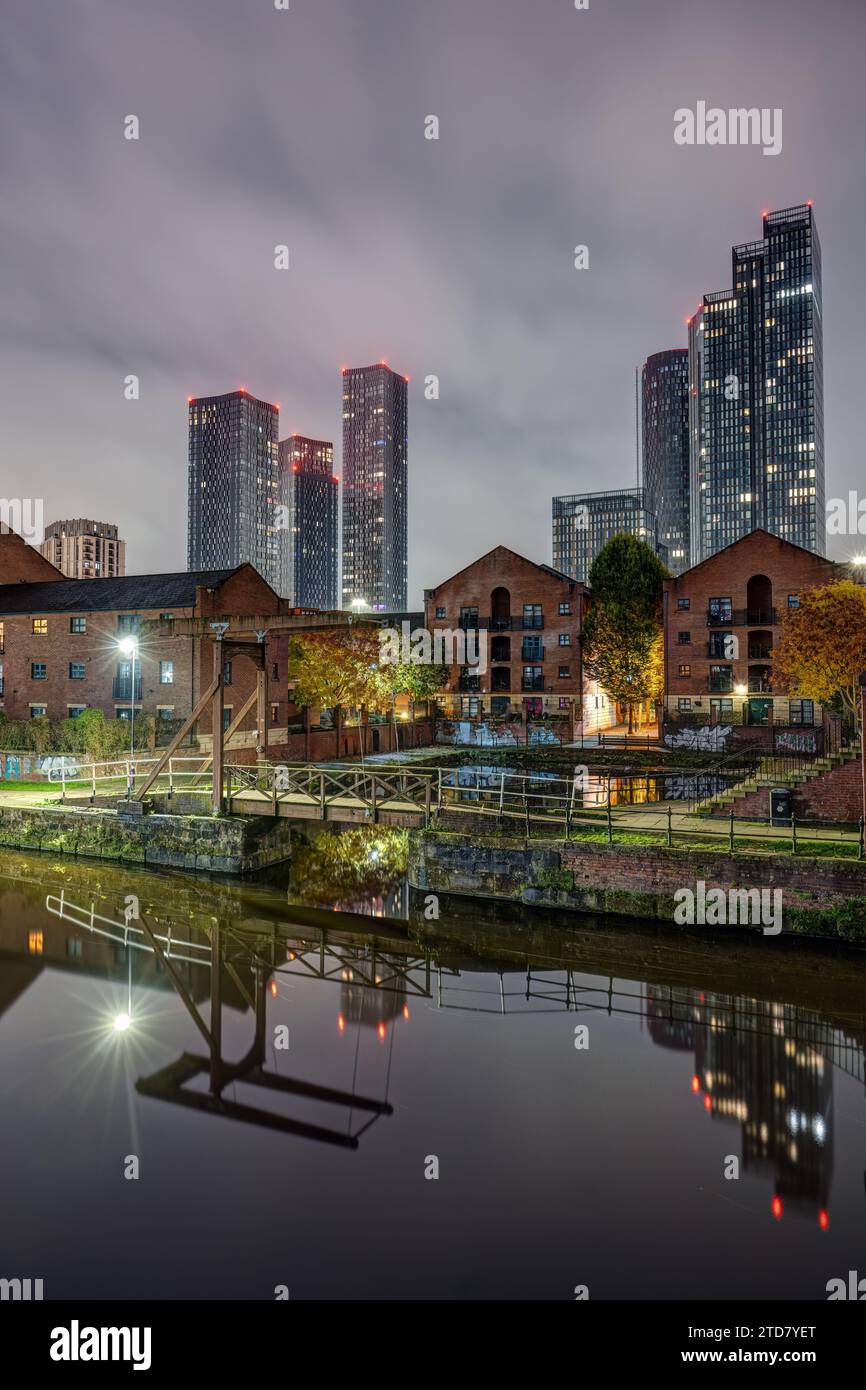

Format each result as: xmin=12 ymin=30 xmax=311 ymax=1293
xmin=693 ymin=744 xmax=861 ymax=814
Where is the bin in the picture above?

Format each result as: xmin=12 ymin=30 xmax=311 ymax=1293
xmin=770 ymin=787 xmax=792 ymax=827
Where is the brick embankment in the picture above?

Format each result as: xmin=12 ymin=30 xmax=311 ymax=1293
xmin=408 ymin=830 xmax=866 ymax=941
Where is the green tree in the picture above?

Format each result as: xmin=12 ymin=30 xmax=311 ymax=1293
xmin=385 ymin=660 xmax=449 ymax=747
xmin=582 ymin=535 xmax=669 ymax=732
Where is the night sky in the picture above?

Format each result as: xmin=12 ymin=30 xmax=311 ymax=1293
xmin=2 ymin=0 xmax=864 ymax=604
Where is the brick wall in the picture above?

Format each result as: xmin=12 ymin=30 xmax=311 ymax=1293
xmin=714 ymin=755 xmax=864 ymax=824
xmin=0 ymin=532 xmax=63 ymax=583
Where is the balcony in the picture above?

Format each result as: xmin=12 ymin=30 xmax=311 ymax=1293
xmin=481 ymin=615 xmax=545 ymax=632
xmin=748 ymin=680 xmax=774 ymax=694
xmin=457 ymin=673 xmax=481 ymax=693
xmin=748 ymin=645 xmax=772 ymax=661
xmin=706 ymin=608 xmax=778 ymax=627
xmin=112 ymin=676 xmax=142 ymax=700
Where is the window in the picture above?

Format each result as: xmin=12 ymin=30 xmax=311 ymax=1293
xmin=30 ymin=705 xmax=47 ymax=718
xmin=66 ymin=938 xmax=83 ymax=959
xmin=558 ymin=601 xmax=572 ymax=615
xmin=460 ymin=696 xmax=480 ymax=717
xmin=558 ymin=665 xmax=570 ymax=678
xmin=789 ymin=699 xmax=814 ymax=726
xmin=223 ymin=707 xmax=233 ymax=732
xmin=677 ymin=632 xmax=691 ymax=645
xmin=156 ymin=706 xmax=174 ymax=721
xmin=160 ymin=661 xmax=174 ymax=684
xmin=523 ymin=604 xmax=543 ymax=629
xmin=459 ymin=605 xmax=478 ymax=629
xmin=68 ymin=705 xmax=86 ymax=718
xmin=159 ymin=612 xmax=173 ymax=621
xmin=490 ymin=696 xmax=509 ymax=716
xmin=222 ymin=660 xmax=232 ymax=685
xmin=678 ymin=664 xmax=691 ymax=677
xmin=31 ymin=662 xmax=47 ymax=680
xmin=32 ymin=618 xmax=48 ymax=636
xmin=0 ymin=621 xmax=4 ymax=652
xmin=558 ymin=633 xmax=571 ymax=646
xmin=522 ymin=665 xmax=543 ymax=690
xmin=559 ymin=697 xmax=571 ymax=710
xmin=709 ymin=664 xmax=733 ymax=693
xmin=710 ymin=698 xmax=733 ymax=720
xmin=118 ymin=614 xmax=140 ymax=634
xmin=68 ymin=663 xmax=86 ymax=680
xmin=522 ymin=636 xmax=542 ymax=660
xmin=787 ymin=594 xmax=800 ymax=609
xmin=70 ymin=617 xmax=86 ymax=633
xmin=708 ymin=597 xmax=733 ymax=624
xmin=678 ymin=698 xmax=692 ymax=712
xmin=270 ymin=703 xmax=279 ymax=723
xmin=28 ymin=930 xmax=44 ymax=955
xmin=435 ymin=607 xmax=446 ymax=620
xmin=677 ymin=597 xmax=690 ymax=611
xmin=272 ymin=662 xmax=279 ymax=680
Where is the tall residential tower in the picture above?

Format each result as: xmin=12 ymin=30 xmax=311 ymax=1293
xmin=552 ymin=488 xmax=665 ymax=583
xmin=641 ymin=349 xmax=690 ymax=575
xmin=187 ymin=389 xmax=282 ymax=592
xmin=341 ymin=362 xmax=408 ymax=611
xmin=41 ymin=519 xmax=125 ymax=579
xmin=278 ymin=435 xmax=339 ymax=609
xmin=688 ymin=203 xmax=824 ymax=563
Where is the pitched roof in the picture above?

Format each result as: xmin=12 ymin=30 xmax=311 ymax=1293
xmin=668 ymin=529 xmax=837 ymax=583
xmin=425 ymin=544 xmax=581 ymax=594
xmin=0 ymin=567 xmax=246 ymax=616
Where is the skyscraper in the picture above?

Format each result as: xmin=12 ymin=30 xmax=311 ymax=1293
xmin=341 ymin=362 xmax=407 ymax=611
xmin=552 ymin=487 xmax=665 ymax=583
xmin=689 ymin=203 xmax=824 ymax=563
xmin=279 ymin=435 xmax=339 ymax=609
xmin=641 ymin=349 xmax=690 ymax=575
xmin=41 ymin=519 xmax=125 ymax=579
xmin=187 ymin=389 xmax=282 ymax=591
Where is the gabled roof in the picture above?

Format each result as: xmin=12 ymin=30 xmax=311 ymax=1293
xmin=0 ymin=567 xmax=255 ymax=616
xmin=425 ymin=544 xmax=581 ymax=594
xmin=669 ymin=529 xmax=837 ymax=583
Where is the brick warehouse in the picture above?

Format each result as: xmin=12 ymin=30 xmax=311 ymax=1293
xmin=0 ymin=530 xmax=289 ymax=739
xmin=423 ymin=545 xmax=615 ymax=737
xmin=662 ymin=530 xmax=843 ymax=744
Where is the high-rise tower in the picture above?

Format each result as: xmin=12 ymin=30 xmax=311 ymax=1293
xmin=187 ymin=389 xmax=282 ymax=591
xmin=341 ymin=362 xmax=408 ymax=610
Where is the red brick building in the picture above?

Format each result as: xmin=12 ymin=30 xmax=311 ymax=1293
xmin=662 ymin=530 xmax=842 ymax=737
xmin=423 ymin=546 xmax=613 ymax=735
xmin=0 ymin=536 xmax=289 ymax=739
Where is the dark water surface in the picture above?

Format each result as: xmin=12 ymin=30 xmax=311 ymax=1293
xmin=0 ymin=833 xmax=864 ymax=1301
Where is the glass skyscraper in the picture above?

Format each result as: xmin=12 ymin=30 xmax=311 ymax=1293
xmin=341 ymin=362 xmax=408 ymax=611
xmin=187 ymin=389 xmax=282 ymax=592
xmin=642 ymin=349 xmax=690 ymax=575
xmin=689 ymin=203 xmax=824 ymax=563
xmin=279 ymin=434 xmax=339 ymax=610
xmin=552 ymin=487 xmax=665 ymax=583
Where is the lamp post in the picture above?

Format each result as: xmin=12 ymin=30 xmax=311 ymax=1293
xmin=118 ymin=635 xmax=138 ymax=797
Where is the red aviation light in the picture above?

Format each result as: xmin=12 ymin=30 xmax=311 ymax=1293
xmin=377 ymin=1022 xmax=386 ymax=1042
xmin=691 ymin=1074 xmax=700 ymax=1094
xmin=703 ymin=1094 xmax=712 ymax=1112
xmin=771 ymin=1195 xmax=783 ymax=1221
xmin=337 ymin=1014 xmax=346 ymax=1034
xmin=818 ymin=1208 xmax=829 ymax=1231
xmin=761 ymin=209 xmax=769 ymax=219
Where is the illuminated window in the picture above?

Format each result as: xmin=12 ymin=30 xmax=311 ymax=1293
xmin=32 ymin=618 xmax=48 ymax=636
xmin=28 ymin=930 xmax=44 ymax=955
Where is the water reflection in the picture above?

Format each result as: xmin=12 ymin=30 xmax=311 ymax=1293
xmin=447 ymin=762 xmax=729 ymax=807
xmin=1 ymin=851 xmax=865 ymax=1297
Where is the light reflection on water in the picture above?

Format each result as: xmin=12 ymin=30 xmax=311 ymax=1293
xmin=0 ymin=842 xmax=864 ymax=1300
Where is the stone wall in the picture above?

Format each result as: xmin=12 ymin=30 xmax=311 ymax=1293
xmin=409 ymin=830 xmax=866 ymax=940
xmin=0 ymin=804 xmax=294 ymax=874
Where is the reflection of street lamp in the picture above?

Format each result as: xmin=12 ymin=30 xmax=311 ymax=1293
xmin=350 ymin=598 xmax=368 ymax=612
xmin=735 ymin=683 xmax=747 ymax=697
xmin=118 ymin=636 xmax=138 ymax=796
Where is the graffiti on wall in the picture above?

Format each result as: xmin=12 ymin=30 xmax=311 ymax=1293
xmin=775 ymin=729 xmax=817 ymax=755
xmin=664 ymin=725 xmax=732 ymax=753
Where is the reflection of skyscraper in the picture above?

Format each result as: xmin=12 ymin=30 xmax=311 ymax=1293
xmin=646 ymin=985 xmax=836 ymax=1219
xmin=341 ymin=363 xmax=408 ymax=611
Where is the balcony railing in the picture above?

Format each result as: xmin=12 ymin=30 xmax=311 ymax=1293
xmin=480 ymin=615 xmax=545 ymax=631
xmin=708 ymin=677 xmax=734 ymax=694
xmin=748 ymin=680 xmax=774 ymax=694
xmin=748 ymin=646 xmax=772 ymax=660
xmin=112 ymin=676 xmax=142 ymax=700
xmin=457 ymin=675 xmax=481 ymax=693
xmin=706 ymin=608 xmax=778 ymax=627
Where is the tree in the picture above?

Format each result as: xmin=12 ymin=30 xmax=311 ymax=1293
xmin=287 ymin=628 xmax=386 ymax=758
xmin=773 ymin=579 xmax=866 ymax=737
xmin=582 ymin=535 xmax=669 ymax=732
xmin=386 ymin=660 xmax=450 ymax=747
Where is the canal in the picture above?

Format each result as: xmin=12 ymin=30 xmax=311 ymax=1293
xmin=0 ymin=826 xmax=863 ymax=1300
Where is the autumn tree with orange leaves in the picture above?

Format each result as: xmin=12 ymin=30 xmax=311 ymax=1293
xmin=773 ymin=579 xmax=866 ymax=736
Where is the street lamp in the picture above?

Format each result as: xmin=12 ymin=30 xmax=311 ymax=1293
xmin=118 ymin=635 xmax=138 ymax=796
